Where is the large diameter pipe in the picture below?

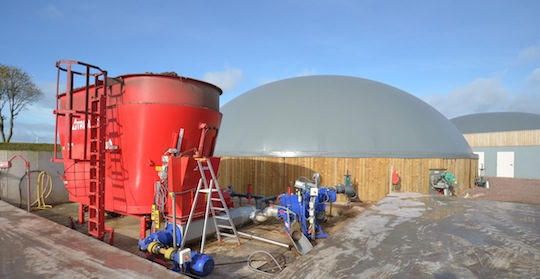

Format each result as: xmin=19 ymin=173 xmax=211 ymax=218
xmin=249 ymin=206 xmax=279 ymax=224
xmin=335 ymin=184 xmax=357 ymax=200
xmin=180 ymin=206 xmax=289 ymax=249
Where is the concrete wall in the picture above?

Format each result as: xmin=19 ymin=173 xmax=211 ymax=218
xmin=472 ymin=146 xmax=540 ymax=179
xmin=0 ymin=150 xmax=69 ymax=208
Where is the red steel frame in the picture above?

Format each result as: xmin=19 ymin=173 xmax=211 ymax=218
xmin=53 ymin=60 xmax=105 ymax=163
xmin=54 ymin=60 xmax=114 ymax=244
xmin=53 ymin=60 xmax=224 ymax=241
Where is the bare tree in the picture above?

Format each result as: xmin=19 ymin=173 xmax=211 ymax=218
xmin=0 ymin=65 xmax=43 ymax=143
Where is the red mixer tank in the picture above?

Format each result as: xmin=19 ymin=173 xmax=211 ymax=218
xmin=55 ymin=63 xmax=224 ymax=232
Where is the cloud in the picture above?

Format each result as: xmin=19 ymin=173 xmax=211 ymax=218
xmin=0 ymin=81 xmax=57 ymax=143
xmin=37 ymin=82 xmax=60 ymax=109
xmin=256 ymin=78 xmax=276 ymax=86
xmin=39 ymin=4 xmax=63 ymax=19
xmin=528 ymin=68 xmax=540 ymax=84
xmin=297 ymin=68 xmax=317 ymax=77
xmin=256 ymin=68 xmax=318 ymax=86
xmin=425 ymin=72 xmax=540 ymax=118
xmin=203 ymin=67 xmax=243 ymax=92
xmin=8 ymin=102 xmax=56 ymax=143
xmin=518 ymin=41 xmax=540 ymax=63
xmin=6 ymin=121 xmax=56 ymax=143
xmin=508 ymin=91 xmax=540 ymax=113
xmin=425 ymin=77 xmax=508 ymax=118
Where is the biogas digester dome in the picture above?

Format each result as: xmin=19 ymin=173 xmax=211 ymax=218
xmin=215 ymin=75 xmax=477 ymax=202
xmin=216 ymin=75 xmax=472 ymax=158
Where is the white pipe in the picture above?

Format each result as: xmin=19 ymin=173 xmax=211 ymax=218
xmin=249 ymin=207 xmax=279 ymax=224
xmin=221 ymin=231 xmax=290 ymax=249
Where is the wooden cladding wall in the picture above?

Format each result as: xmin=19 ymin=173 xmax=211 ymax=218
xmin=217 ymin=157 xmax=478 ymax=203
xmin=464 ymin=129 xmax=540 ymax=147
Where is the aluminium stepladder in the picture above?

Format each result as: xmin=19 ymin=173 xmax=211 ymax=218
xmin=180 ymin=157 xmax=241 ymax=253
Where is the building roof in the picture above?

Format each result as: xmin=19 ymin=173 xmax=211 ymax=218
xmin=215 ymin=75 xmax=473 ymax=158
xmin=451 ymin=112 xmax=540 ymax=134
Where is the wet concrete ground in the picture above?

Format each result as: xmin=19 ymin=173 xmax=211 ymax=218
xmin=0 ymin=200 xmax=184 ymax=279
xmin=33 ymin=202 xmax=144 ymax=255
xmin=30 ymin=199 xmax=365 ymax=278
xmin=278 ymin=192 xmax=540 ymax=279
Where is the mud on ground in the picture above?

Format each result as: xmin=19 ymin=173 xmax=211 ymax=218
xmin=459 ymin=176 xmax=540 ymax=205
xmin=33 ymin=199 xmax=367 ymax=278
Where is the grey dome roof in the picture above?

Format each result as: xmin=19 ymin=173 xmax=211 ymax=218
xmin=451 ymin=112 xmax=540 ymax=134
xmin=215 ymin=75 xmax=473 ymax=158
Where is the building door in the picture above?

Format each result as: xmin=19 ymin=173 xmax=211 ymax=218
xmin=497 ymin=151 xmax=514 ymax=178
xmin=474 ymin=151 xmax=485 ymax=176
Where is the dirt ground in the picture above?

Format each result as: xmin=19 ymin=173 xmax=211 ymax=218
xmin=28 ymin=177 xmax=540 ymax=278
xmin=204 ymin=201 xmax=365 ymax=279
xmin=459 ymin=176 xmax=540 ymax=205
xmin=33 ymin=198 xmax=367 ymax=278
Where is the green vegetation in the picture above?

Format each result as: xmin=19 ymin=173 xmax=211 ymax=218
xmin=0 ymin=142 xmax=58 ymax=151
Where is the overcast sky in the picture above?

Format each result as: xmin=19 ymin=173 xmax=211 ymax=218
xmin=1 ymin=0 xmax=539 ymax=143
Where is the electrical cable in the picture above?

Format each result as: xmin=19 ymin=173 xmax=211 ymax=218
xmin=247 ymin=250 xmax=285 ymax=276
xmin=154 ymin=180 xmax=169 ymax=218
xmin=214 ymin=260 xmax=249 ymax=266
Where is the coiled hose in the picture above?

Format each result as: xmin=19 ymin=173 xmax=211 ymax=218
xmin=33 ymin=171 xmax=53 ymax=209
xmin=18 ymin=170 xmax=53 ymax=209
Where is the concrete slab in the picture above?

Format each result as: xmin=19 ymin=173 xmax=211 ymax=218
xmin=0 ymin=200 xmax=185 ymax=279
xmin=278 ymin=192 xmax=540 ymax=279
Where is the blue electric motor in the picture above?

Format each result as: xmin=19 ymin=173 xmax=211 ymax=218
xmin=184 ymin=251 xmax=215 ymax=277
xmin=138 ymin=223 xmax=214 ymax=277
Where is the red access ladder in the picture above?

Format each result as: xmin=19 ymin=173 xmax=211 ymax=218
xmin=54 ymin=60 xmax=113 ymax=244
xmin=87 ymin=94 xmax=108 ymax=239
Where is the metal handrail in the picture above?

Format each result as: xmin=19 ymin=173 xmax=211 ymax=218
xmin=53 ymin=60 xmax=108 ymax=163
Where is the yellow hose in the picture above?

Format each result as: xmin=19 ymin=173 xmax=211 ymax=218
xmin=32 ymin=171 xmax=53 ymax=209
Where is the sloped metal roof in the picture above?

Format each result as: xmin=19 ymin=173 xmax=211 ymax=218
xmin=215 ymin=75 xmax=473 ymax=158
xmin=451 ymin=112 xmax=540 ymax=134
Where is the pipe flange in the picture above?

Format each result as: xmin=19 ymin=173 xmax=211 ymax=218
xmin=164 ymin=247 xmax=176 ymax=260
xmin=147 ymin=242 xmax=160 ymax=254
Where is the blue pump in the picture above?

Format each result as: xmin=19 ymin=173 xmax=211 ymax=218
xmin=138 ymin=223 xmax=181 ymax=251
xmin=277 ymin=186 xmax=337 ymax=240
xmin=276 ymin=173 xmax=356 ymax=241
xmin=138 ymin=223 xmax=215 ymax=277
